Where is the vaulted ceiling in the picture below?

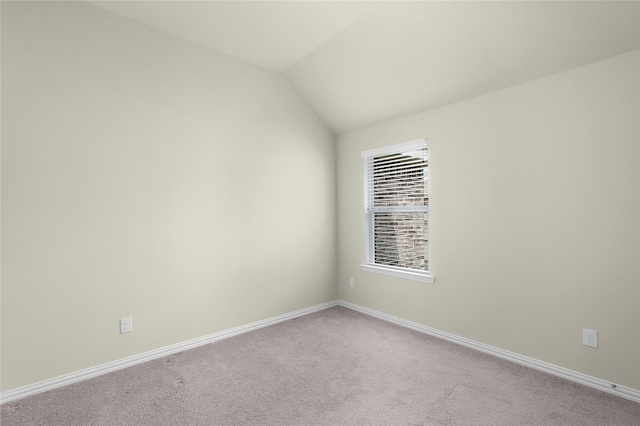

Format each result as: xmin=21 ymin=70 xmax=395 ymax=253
xmin=90 ymin=1 xmax=640 ymax=135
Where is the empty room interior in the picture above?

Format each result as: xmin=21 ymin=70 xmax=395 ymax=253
xmin=2 ymin=0 xmax=640 ymax=423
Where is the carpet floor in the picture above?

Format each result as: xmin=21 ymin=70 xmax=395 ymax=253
xmin=1 ymin=306 xmax=639 ymax=425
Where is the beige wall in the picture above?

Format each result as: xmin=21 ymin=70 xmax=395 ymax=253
xmin=1 ymin=1 xmax=337 ymax=391
xmin=2 ymin=0 xmax=638 ymax=397
xmin=337 ymin=51 xmax=640 ymax=389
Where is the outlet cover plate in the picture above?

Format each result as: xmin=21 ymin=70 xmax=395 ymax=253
xmin=583 ymin=328 xmax=597 ymax=348
xmin=120 ymin=317 xmax=133 ymax=334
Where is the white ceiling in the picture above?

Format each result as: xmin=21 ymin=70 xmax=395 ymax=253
xmin=91 ymin=1 xmax=640 ymax=135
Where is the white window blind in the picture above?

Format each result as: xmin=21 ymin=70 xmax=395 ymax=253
xmin=361 ymin=139 xmax=432 ymax=282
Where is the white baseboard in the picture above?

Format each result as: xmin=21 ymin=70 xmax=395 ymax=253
xmin=4 ymin=299 xmax=638 ymax=405
xmin=338 ymin=300 xmax=640 ymax=404
xmin=0 ymin=301 xmax=339 ymax=404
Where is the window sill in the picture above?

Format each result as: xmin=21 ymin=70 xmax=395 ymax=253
xmin=360 ymin=264 xmax=435 ymax=284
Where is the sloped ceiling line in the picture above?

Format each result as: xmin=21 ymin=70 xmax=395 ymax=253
xmin=90 ymin=1 xmax=640 ymax=135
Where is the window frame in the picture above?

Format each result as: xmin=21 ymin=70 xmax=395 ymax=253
xmin=360 ymin=139 xmax=435 ymax=284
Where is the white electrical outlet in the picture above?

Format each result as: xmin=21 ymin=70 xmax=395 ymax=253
xmin=350 ymin=278 xmax=355 ymax=288
xmin=120 ymin=317 xmax=133 ymax=334
xmin=583 ymin=328 xmax=597 ymax=348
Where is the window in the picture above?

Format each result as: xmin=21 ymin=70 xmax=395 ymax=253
xmin=361 ymin=139 xmax=434 ymax=283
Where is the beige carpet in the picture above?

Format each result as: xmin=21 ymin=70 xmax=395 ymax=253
xmin=2 ymin=306 xmax=639 ymax=425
